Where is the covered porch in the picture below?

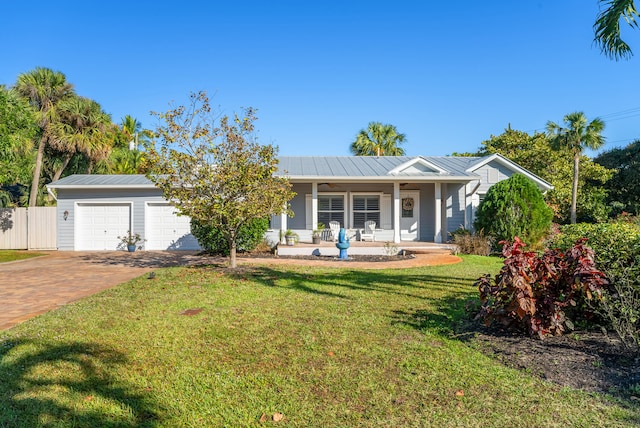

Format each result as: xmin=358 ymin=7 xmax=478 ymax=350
xmin=269 ymin=179 xmax=471 ymax=245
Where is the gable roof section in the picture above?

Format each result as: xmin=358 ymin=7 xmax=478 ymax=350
xmin=466 ymin=153 xmax=553 ymax=191
xmin=277 ymin=156 xmax=479 ymax=181
xmin=387 ymin=156 xmax=446 ymax=175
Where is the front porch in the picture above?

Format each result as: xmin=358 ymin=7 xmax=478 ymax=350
xmin=276 ymin=239 xmax=455 ymax=257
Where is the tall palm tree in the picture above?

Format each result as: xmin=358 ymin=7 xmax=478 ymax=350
xmin=594 ymin=0 xmax=639 ymax=60
xmin=48 ymin=95 xmax=115 ymax=180
xmin=547 ymin=112 xmax=606 ymax=224
xmin=15 ymin=67 xmax=74 ymax=206
xmin=350 ymin=122 xmax=406 ymax=156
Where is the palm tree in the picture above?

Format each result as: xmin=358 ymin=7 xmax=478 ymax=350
xmin=15 ymin=67 xmax=74 ymax=206
xmin=546 ymin=112 xmax=605 ymax=224
xmin=594 ymin=0 xmax=639 ymax=60
xmin=350 ymin=122 xmax=406 ymax=156
xmin=48 ymin=96 xmax=115 ymax=180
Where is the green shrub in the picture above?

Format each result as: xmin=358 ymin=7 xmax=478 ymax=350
xmin=191 ymin=217 xmax=269 ymax=255
xmin=549 ymin=222 xmax=640 ymax=349
xmin=474 ymin=174 xmax=553 ymax=249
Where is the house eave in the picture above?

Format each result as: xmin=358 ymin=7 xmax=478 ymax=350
xmin=281 ymin=175 xmax=478 ymax=183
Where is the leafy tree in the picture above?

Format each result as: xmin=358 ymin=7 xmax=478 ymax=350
xmin=546 ymin=112 xmax=606 ymax=224
xmin=0 ymin=86 xmax=36 ymax=187
xmin=146 ymin=91 xmax=295 ymax=268
xmin=474 ymin=127 xmax=612 ymax=223
xmin=595 ymin=140 xmax=640 ymax=215
xmin=594 ymin=0 xmax=639 ymax=60
xmin=14 ymin=67 xmax=74 ymax=206
xmin=350 ymin=122 xmax=406 ymax=156
xmin=474 ymin=174 xmax=553 ymax=248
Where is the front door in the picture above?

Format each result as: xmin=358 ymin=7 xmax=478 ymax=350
xmin=400 ymin=191 xmax=420 ymax=241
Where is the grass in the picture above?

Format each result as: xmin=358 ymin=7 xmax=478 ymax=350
xmin=0 ymin=255 xmax=638 ymax=427
xmin=0 ymin=250 xmax=45 ymax=263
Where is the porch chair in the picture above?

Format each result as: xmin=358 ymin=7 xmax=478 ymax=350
xmin=329 ymin=221 xmax=341 ymax=242
xmin=360 ymin=220 xmax=376 ymax=242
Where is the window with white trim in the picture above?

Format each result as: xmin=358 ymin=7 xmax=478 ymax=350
xmin=352 ymin=195 xmax=380 ymax=228
xmin=318 ymin=195 xmax=344 ymax=227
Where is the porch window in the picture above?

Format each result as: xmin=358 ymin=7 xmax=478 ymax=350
xmin=318 ymin=195 xmax=344 ymax=227
xmin=353 ymin=196 xmax=380 ymax=228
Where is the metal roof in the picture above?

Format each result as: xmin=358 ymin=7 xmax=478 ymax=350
xmin=47 ymin=174 xmax=156 ymax=188
xmin=276 ymin=156 xmax=483 ymax=180
xmin=46 ymin=155 xmax=552 ymax=190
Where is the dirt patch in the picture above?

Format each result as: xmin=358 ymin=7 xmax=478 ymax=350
xmin=461 ymin=321 xmax=640 ymax=395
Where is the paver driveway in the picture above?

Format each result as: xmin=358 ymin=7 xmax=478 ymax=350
xmin=0 ymin=251 xmax=203 ymax=330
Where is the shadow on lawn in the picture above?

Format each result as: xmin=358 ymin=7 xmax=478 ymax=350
xmin=0 ymin=338 xmax=159 ymax=427
xmin=214 ymin=264 xmax=476 ymax=303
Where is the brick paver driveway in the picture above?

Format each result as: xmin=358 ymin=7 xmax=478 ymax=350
xmin=0 ymin=251 xmax=203 ymax=330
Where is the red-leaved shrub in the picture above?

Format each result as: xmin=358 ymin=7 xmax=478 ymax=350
xmin=476 ymin=237 xmax=608 ymax=338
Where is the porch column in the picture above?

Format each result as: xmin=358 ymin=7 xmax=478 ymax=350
xmin=393 ymin=182 xmax=400 ymax=243
xmin=311 ymin=182 xmax=318 ymax=230
xmin=434 ymin=182 xmax=442 ymax=243
xmin=280 ymin=206 xmax=287 ymax=244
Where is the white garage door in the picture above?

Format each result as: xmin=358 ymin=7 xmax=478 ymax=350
xmin=76 ymin=204 xmax=131 ymax=250
xmin=145 ymin=203 xmax=201 ymax=250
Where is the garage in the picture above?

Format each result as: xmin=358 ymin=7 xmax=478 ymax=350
xmin=145 ymin=203 xmax=201 ymax=250
xmin=76 ymin=203 xmax=131 ymax=251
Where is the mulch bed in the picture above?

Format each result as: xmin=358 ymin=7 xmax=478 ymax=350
xmin=460 ymin=321 xmax=640 ymax=395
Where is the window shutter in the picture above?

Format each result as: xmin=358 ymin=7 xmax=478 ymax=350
xmin=381 ymin=194 xmax=391 ymax=229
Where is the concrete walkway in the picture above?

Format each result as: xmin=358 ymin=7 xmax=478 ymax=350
xmin=0 ymin=250 xmax=461 ymax=331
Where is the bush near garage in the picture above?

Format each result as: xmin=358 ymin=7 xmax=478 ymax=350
xmin=191 ymin=217 xmax=270 ymax=256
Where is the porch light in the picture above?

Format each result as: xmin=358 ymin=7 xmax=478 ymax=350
xmin=63 ymin=210 xmax=69 ymax=221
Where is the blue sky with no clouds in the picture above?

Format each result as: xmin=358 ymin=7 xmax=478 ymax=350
xmin=1 ymin=1 xmax=638 ymax=157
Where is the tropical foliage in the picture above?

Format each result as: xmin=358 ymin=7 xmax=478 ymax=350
xmin=594 ymin=0 xmax=639 ymax=59
xmin=476 ymin=237 xmax=608 ymax=338
xmin=473 ymin=127 xmax=612 ymax=223
xmin=145 ymin=91 xmax=295 ymax=268
xmin=350 ymin=122 xmax=406 ymax=156
xmin=15 ymin=67 xmax=74 ymax=206
xmin=546 ymin=112 xmax=606 ymax=224
xmin=595 ymin=140 xmax=640 ymax=216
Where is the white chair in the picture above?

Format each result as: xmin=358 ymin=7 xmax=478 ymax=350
xmin=360 ymin=221 xmax=376 ymax=241
xmin=329 ymin=221 xmax=341 ymax=242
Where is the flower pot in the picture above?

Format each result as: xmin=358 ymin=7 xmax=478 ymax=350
xmin=312 ymin=236 xmax=321 ymax=244
xmin=127 ymin=244 xmax=136 ymax=252
xmin=285 ymin=236 xmax=296 ymax=246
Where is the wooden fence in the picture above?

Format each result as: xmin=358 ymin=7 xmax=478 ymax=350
xmin=0 ymin=207 xmax=57 ymax=250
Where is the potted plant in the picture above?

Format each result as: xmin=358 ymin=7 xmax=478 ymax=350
xmin=284 ymin=229 xmax=298 ymax=246
xmin=118 ymin=230 xmax=145 ymax=252
xmin=312 ymin=222 xmax=325 ymax=244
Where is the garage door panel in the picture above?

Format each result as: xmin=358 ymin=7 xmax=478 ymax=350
xmin=76 ymin=204 xmax=131 ymax=250
xmin=146 ymin=204 xmax=201 ymax=250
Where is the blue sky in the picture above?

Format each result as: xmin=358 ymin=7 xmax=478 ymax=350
xmin=1 ymin=1 xmax=638 ymax=157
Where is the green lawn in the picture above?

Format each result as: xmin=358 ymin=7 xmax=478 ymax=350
xmin=0 ymin=250 xmax=45 ymax=263
xmin=0 ymin=255 xmax=638 ymax=427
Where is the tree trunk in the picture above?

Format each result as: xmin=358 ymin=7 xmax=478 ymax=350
xmin=52 ymin=153 xmax=73 ymax=183
xmin=229 ymin=238 xmax=237 ymax=268
xmin=29 ymin=134 xmax=47 ymax=207
xmin=571 ymin=153 xmax=579 ymax=224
